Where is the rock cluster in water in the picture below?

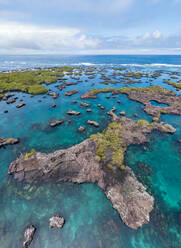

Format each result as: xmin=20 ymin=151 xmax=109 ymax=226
xmin=8 ymin=110 xmax=176 ymax=230
xmin=81 ymin=86 xmax=181 ymax=118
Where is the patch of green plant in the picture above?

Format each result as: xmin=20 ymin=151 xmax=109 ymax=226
xmin=125 ymin=72 xmax=143 ymax=79
xmin=137 ymin=119 xmax=151 ymax=128
xmin=161 ymin=110 xmax=167 ymax=114
xmin=24 ymin=149 xmax=36 ymax=161
xmin=164 ymin=81 xmax=181 ymax=90
xmin=90 ymin=122 xmax=126 ymax=170
xmin=6 ymin=138 xmax=13 ymax=144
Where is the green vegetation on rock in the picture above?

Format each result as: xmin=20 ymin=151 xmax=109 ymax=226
xmin=24 ymin=149 xmax=36 ymax=161
xmin=85 ymin=85 xmax=172 ymax=98
xmin=164 ymin=81 xmax=181 ymax=90
xmin=137 ymin=119 xmax=152 ymax=128
xmin=0 ymin=67 xmax=73 ymax=96
xmin=6 ymin=138 xmax=13 ymax=144
xmin=90 ymin=122 xmax=126 ymax=170
xmin=125 ymin=72 xmax=143 ymax=79
xmin=161 ymin=110 xmax=167 ymax=114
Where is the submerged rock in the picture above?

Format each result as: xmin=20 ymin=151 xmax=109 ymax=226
xmin=23 ymin=225 xmax=36 ymax=248
xmin=49 ymin=214 xmax=65 ymax=229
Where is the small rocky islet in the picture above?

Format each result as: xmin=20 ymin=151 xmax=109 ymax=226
xmin=1 ymin=65 xmax=181 ymax=247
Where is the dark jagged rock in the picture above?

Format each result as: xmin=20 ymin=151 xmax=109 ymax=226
xmin=23 ymin=225 xmax=36 ymax=248
xmin=67 ymin=110 xmax=80 ymax=115
xmin=0 ymin=137 xmax=19 ymax=148
xmin=87 ymin=120 xmax=99 ymax=127
xmin=50 ymin=120 xmax=63 ymax=127
xmin=49 ymin=214 xmax=65 ymax=229
xmin=4 ymin=110 xmax=8 ymax=113
xmin=87 ymin=109 xmax=92 ymax=112
xmin=16 ymin=102 xmax=26 ymax=108
xmin=8 ymin=111 xmax=176 ymax=230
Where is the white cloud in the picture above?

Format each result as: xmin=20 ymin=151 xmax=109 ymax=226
xmin=153 ymin=30 xmax=162 ymax=39
xmin=0 ymin=22 xmax=100 ymax=54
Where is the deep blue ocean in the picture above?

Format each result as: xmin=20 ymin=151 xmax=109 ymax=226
xmin=0 ymin=55 xmax=181 ymax=248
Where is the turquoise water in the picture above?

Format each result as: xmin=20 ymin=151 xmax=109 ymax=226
xmin=0 ymin=55 xmax=181 ymax=247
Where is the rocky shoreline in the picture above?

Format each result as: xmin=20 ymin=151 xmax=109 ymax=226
xmin=81 ymin=86 xmax=181 ymax=117
xmin=8 ymin=111 xmax=176 ymax=230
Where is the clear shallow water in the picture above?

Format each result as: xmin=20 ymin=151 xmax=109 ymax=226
xmin=0 ymin=55 xmax=181 ymax=248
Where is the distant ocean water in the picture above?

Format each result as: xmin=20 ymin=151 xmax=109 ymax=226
xmin=0 ymin=54 xmax=181 ymax=248
xmin=1 ymin=54 xmax=181 ymax=71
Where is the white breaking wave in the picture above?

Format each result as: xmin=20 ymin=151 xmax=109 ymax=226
xmin=150 ymin=63 xmax=181 ymax=67
xmin=72 ymin=62 xmax=96 ymax=66
xmin=120 ymin=63 xmax=181 ymax=68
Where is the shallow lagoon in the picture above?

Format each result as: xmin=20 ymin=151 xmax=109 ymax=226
xmin=0 ymin=57 xmax=181 ymax=248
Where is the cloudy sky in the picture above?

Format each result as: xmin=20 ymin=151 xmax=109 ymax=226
xmin=0 ymin=0 xmax=181 ymax=54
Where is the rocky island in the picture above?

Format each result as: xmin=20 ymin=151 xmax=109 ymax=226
xmin=81 ymin=86 xmax=181 ymax=117
xmin=8 ymin=109 xmax=176 ymax=230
